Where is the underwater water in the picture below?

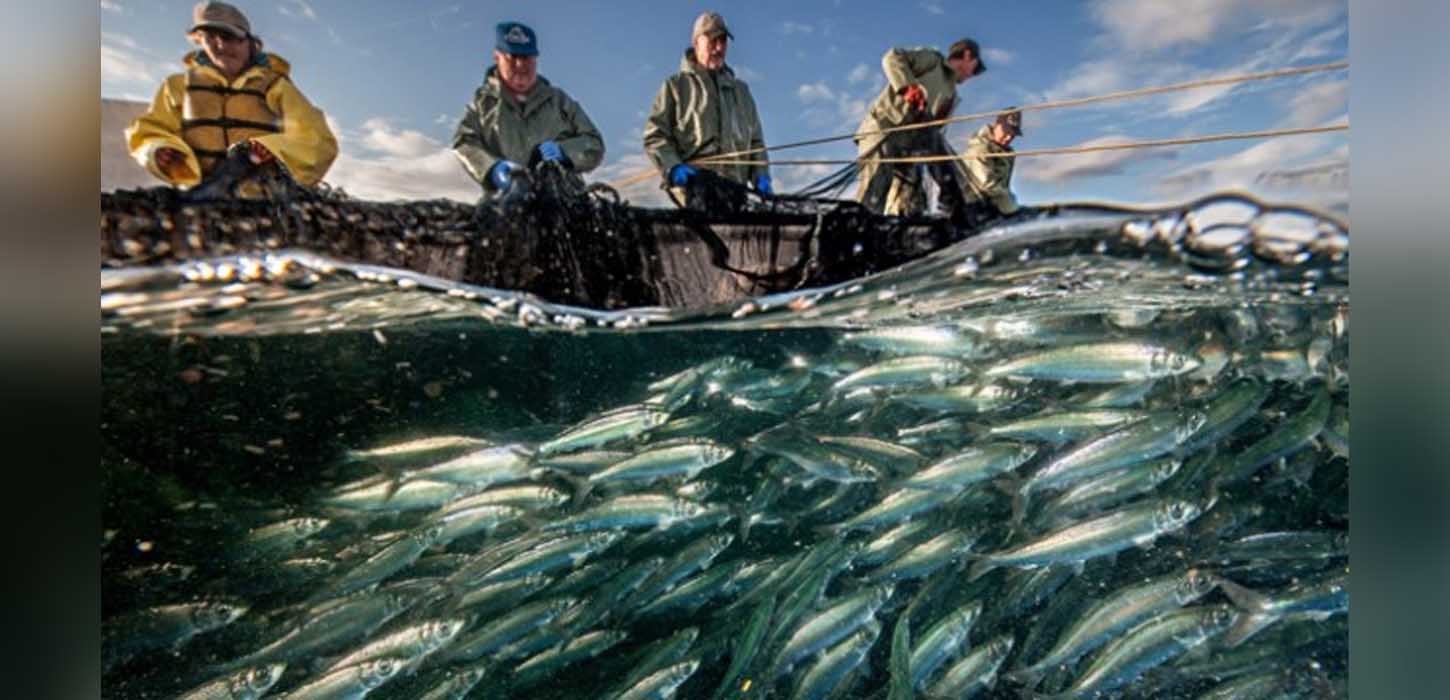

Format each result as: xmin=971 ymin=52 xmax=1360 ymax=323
xmin=101 ymin=195 xmax=1348 ymax=699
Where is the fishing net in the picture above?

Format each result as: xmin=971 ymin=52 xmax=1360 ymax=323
xmin=100 ymin=154 xmax=1003 ymax=309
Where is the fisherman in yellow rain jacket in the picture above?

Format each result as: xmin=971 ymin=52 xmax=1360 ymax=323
xmin=453 ymin=21 xmax=605 ymax=195
xmin=125 ymin=2 xmax=338 ymax=191
xmin=855 ymin=39 xmax=985 ymax=216
xmin=643 ymin=11 xmax=772 ymax=203
xmin=960 ymin=108 xmax=1022 ymax=216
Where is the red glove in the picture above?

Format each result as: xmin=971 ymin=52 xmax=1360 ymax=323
xmin=248 ymin=140 xmax=275 ymax=165
xmin=900 ymin=84 xmax=927 ymax=113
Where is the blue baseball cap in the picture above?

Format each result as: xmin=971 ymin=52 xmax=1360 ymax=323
xmin=495 ymin=21 xmax=538 ymax=56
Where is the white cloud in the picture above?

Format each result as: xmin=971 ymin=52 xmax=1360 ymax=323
xmin=734 ymin=65 xmax=764 ymax=82
xmin=433 ymin=113 xmax=453 ymax=126
xmin=1157 ymin=131 xmax=1333 ymax=196
xmin=589 ymin=153 xmax=670 ymax=207
xmin=1281 ymin=79 xmax=1348 ymax=127
xmin=847 ymin=63 xmax=871 ymax=85
xmin=356 ymin=118 xmax=438 ymax=159
xmin=101 ymin=37 xmax=160 ymax=85
xmin=278 ymin=0 xmax=319 ymax=21
xmin=1018 ymin=136 xmax=1179 ymax=183
xmin=779 ymin=21 xmax=815 ymax=35
xmin=1044 ymin=59 xmax=1131 ymax=102
xmin=797 ymin=82 xmax=836 ymax=103
xmin=324 ymin=118 xmax=478 ymax=202
xmin=920 ymin=2 xmax=945 ymax=15
xmin=1091 ymin=0 xmax=1342 ymax=52
xmin=983 ymin=48 xmax=1014 ymax=66
xmin=100 ymin=0 xmax=122 ymax=13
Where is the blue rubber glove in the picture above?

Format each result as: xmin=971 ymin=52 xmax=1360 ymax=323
xmin=488 ymin=160 xmax=520 ymax=190
xmin=536 ymin=140 xmax=564 ymax=162
xmin=755 ymin=174 xmax=774 ymax=195
xmin=669 ymin=163 xmax=699 ymax=187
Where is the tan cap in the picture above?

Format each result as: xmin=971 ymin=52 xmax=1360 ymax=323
xmin=190 ymin=2 xmax=251 ymax=39
xmin=692 ymin=11 xmax=733 ymax=41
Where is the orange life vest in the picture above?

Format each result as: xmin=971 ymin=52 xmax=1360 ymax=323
xmin=180 ymin=65 xmax=283 ymax=175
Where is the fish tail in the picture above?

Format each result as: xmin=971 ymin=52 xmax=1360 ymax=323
xmin=1215 ymin=576 xmax=1271 ymax=613
xmin=1221 ymin=610 xmax=1278 ymax=648
xmin=967 ymin=558 xmax=997 ymax=582
xmin=1002 ymin=666 xmax=1044 ymax=689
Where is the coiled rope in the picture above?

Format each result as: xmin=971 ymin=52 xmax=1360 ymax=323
xmin=602 ymin=60 xmax=1348 ymax=190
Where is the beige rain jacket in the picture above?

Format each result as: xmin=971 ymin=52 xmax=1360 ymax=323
xmin=643 ymin=50 xmax=770 ymax=185
xmin=453 ymin=67 xmax=605 ymax=188
xmin=855 ymin=47 xmax=960 ymax=155
xmin=962 ymin=124 xmax=1019 ymax=215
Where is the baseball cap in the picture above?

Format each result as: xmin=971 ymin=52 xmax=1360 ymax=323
xmin=496 ymin=21 xmax=539 ymax=56
xmin=190 ymin=1 xmax=251 ymax=39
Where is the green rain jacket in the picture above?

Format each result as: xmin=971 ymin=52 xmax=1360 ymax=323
xmin=643 ymin=49 xmax=770 ymax=185
xmin=962 ymin=124 xmax=1019 ymax=215
xmin=856 ymin=47 xmax=960 ymax=155
xmin=453 ymin=67 xmax=605 ymax=188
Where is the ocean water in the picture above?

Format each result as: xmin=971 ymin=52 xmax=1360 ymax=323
xmin=101 ymin=194 xmax=1348 ymax=699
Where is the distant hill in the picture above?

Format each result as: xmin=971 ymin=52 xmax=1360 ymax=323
xmin=102 ymin=99 xmax=154 ymax=192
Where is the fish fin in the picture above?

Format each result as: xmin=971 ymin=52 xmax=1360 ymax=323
xmin=967 ymin=558 xmax=997 ymax=582
xmin=1221 ymin=611 xmax=1277 ymax=648
xmin=1215 ymin=576 xmax=1271 ymax=613
xmin=992 ymin=475 xmax=1023 ymax=497
xmin=1010 ymin=488 xmax=1030 ymax=528
xmin=550 ymin=471 xmax=593 ymax=506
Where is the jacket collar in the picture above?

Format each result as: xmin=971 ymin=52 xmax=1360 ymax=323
xmin=680 ymin=48 xmax=737 ymax=83
xmin=184 ymin=50 xmax=291 ymax=80
xmin=483 ymin=66 xmax=555 ymax=112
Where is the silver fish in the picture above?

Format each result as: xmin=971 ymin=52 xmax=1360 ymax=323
xmin=831 ymin=355 xmax=971 ymax=393
xmin=969 ymin=499 xmax=1202 ymax=580
xmin=926 ymin=634 xmax=1014 ymax=699
xmin=539 ymin=405 xmax=671 ymax=455
xmin=983 ymin=341 xmax=1201 ymax=383
xmin=900 ymin=442 xmax=1038 ymax=492
xmin=794 ymin=621 xmax=882 ymax=700
xmin=1010 ymin=569 xmax=1216 ymax=684
xmin=275 ymin=657 xmax=403 ymax=700
xmin=910 ymin=601 xmax=983 ymax=688
xmin=177 ymin=663 xmax=286 ymax=700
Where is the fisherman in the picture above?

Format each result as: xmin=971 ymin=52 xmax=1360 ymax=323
xmin=453 ymin=21 xmax=605 ymax=196
xmin=959 ymin=108 xmax=1023 ymax=217
xmin=125 ymin=2 xmax=338 ymax=192
xmin=854 ymin=39 xmax=985 ymax=216
xmin=643 ymin=11 xmax=772 ymax=204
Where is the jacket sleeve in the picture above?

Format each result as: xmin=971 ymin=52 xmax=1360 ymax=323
xmin=253 ymin=76 xmax=339 ymax=187
xmin=452 ymin=93 xmax=499 ymax=187
xmin=125 ymin=75 xmax=202 ymax=187
xmin=642 ymin=80 xmax=684 ymax=179
xmin=556 ymin=93 xmax=605 ymax=174
xmin=881 ymin=48 xmax=937 ymax=91
xmin=963 ymin=139 xmax=1019 ymax=214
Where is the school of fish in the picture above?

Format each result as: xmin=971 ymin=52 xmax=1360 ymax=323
xmin=102 ymin=302 xmax=1349 ymax=700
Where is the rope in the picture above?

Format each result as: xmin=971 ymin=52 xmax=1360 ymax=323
xmin=599 ymin=60 xmax=1348 ymax=189
xmin=692 ymin=124 xmax=1350 ymax=167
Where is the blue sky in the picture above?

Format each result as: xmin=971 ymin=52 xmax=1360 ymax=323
xmin=101 ymin=0 xmax=1348 ymax=210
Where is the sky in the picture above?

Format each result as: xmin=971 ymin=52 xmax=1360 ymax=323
xmin=100 ymin=0 xmax=1348 ymax=211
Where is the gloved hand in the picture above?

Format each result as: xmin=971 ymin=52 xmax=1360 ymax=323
xmin=247 ymin=140 xmax=275 ymax=165
xmin=489 ymin=160 xmax=521 ymax=190
xmin=669 ymin=163 xmax=699 ymax=187
xmin=536 ymin=140 xmax=564 ymax=162
xmin=154 ymin=147 xmax=194 ymax=180
xmin=754 ymin=174 xmax=773 ymax=195
xmin=900 ymin=84 xmax=927 ymax=113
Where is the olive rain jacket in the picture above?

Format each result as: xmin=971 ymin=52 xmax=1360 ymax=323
xmin=452 ymin=67 xmax=605 ymax=188
xmin=855 ymin=47 xmax=960 ymax=156
xmin=643 ymin=49 xmax=770 ymax=185
xmin=961 ymin=124 xmax=1019 ymax=215
xmin=126 ymin=52 xmax=338 ymax=188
